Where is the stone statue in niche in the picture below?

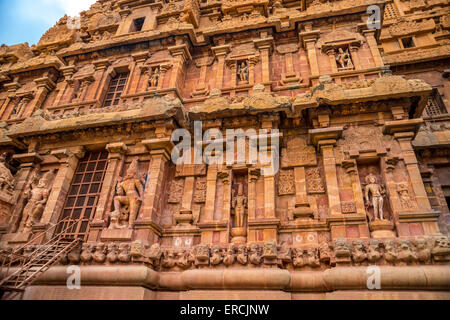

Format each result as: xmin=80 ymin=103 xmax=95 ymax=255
xmin=364 ymin=173 xmax=387 ymax=221
xmin=149 ymin=67 xmax=160 ymax=88
xmin=238 ymin=61 xmax=249 ymax=83
xmin=108 ymin=157 xmax=144 ymax=229
xmin=232 ymin=183 xmax=248 ymax=229
xmin=0 ymin=152 xmax=15 ymax=195
xmin=20 ymin=169 xmax=56 ymax=232
xmin=335 ymin=47 xmax=354 ymax=70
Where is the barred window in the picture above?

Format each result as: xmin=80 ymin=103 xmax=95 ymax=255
xmin=103 ymin=72 xmax=129 ymax=107
xmin=384 ymin=2 xmax=399 ymax=20
xmin=424 ymin=91 xmax=447 ymax=117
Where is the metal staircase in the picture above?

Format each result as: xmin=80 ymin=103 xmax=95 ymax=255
xmin=0 ymin=217 xmax=80 ymax=300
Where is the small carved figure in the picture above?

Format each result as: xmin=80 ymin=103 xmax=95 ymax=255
xmin=431 ymin=233 xmax=450 ymax=262
xmin=335 ymin=47 xmax=354 ymax=70
xmin=21 ymin=169 xmax=56 ymax=232
xmin=352 ymin=240 xmax=367 ymax=265
xmin=278 ymin=242 xmax=292 ymax=264
xmin=367 ymin=240 xmax=381 ymax=263
xmin=305 ymin=248 xmax=320 ymax=267
xmin=293 ymin=248 xmax=306 ymax=268
xmin=364 ymin=173 xmax=386 ymax=221
xmin=237 ymin=245 xmax=248 ymax=265
xmin=10 ymin=98 xmax=27 ymax=119
xmin=149 ymin=67 xmax=160 ymax=87
xmin=210 ymin=246 xmax=223 ymax=266
xmin=384 ymin=240 xmax=398 ymax=265
xmin=414 ymin=238 xmax=431 ymax=264
xmin=333 ymin=238 xmax=352 ymax=264
xmin=162 ymin=250 xmax=176 ymax=269
xmin=107 ymin=243 xmax=118 ymax=263
xmin=118 ymin=243 xmax=131 ymax=263
xmin=232 ymin=183 xmax=247 ymax=228
xmin=397 ymin=183 xmax=415 ymax=209
xmin=194 ymin=244 xmax=210 ymax=266
xmin=398 ymin=240 xmax=417 ymax=264
xmin=80 ymin=243 xmax=95 ymax=263
xmin=238 ymin=61 xmax=249 ymax=82
xmin=108 ymin=157 xmax=144 ymax=229
xmin=263 ymin=240 xmax=278 ymax=259
xmin=68 ymin=245 xmax=81 ymax=264
xmin=319 ymin=242 xmax=333 ymax=265
xmin=248 ymin=243 xmax=261 ymax=265
xmin=148 ymin=243 xmax=163 ymax=266
xmin=176 ymin=250 xmax=193 ymax=269
xmin=0 ymin=152 xmax=14 ymax=194
xmin=223 ymin=246 xmax=236 ymax=266
xmin=92 ymin=243 xmax=106 ymax=263
xmin=131 ymin=240 xmax=146 ymax=259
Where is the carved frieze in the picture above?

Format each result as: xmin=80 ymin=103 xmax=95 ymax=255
xmin=278 ymin=169 xmax=295 ymax=196
xmin=306 ymin=167 xmax=325 ymax=194
xmin=168 ymin=179 xmax=184 ymax=204
xmin=193 ymin=177 xmax=207 ymax=203
xmin=281 ymin=136 xmax=317 ymax=168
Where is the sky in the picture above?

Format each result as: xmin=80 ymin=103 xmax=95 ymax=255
xmin=0 ymin=0 xmax=96 ymax=46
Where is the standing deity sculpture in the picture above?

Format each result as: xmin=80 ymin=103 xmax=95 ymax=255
xmin=238 ymin=61 xmax=249 ymax=83
xmin=335 ymin=47 xmax=354 ymax=70
xmin=364 ymin=173 xmax=387 ymax=221
xmin=149 ymin=67 xmax=160 ymax=88
xmin=108 ymin=157 xmax=144 ymax=229
xmin=20 ymin=169 xmax=56 ymax=232
xmin=232 ymin=183 xmax=247 ymax=228
xmin=0 ymin=152 xmax=14 ymax=195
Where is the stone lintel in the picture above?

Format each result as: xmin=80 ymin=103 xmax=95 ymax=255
xmin=211 ymin=45 xmax=231 ymax=57
xmin=383 ymin=118 xmax=424 ymax=138
xmin=12 ymin=152 xmax=43 ymax=165
xmin=142 ymin=137 xmax=174 ymax=155
xmin=308 ymin=127 xmax=343 ymax=147
xmin=106 ymin=142 xmax=129 ymax=156
xmin=397 ymin=210 xmax=440 ymax=223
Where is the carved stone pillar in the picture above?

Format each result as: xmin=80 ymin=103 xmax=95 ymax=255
xmin=349 ymin=46 xmax=361 ymax=70
xmin=384 ymin=119 xmax=439 ymax=236
xmin=309 ymin=127 xmax=343 ymax=216
xmin=227 ymin=61 xmax=237 ymax=90
xmin=91 ymin=59 xmax=111 ymax=101
xmin=168 ymin=44 xmax=192 ymax=89
xmin=23 ymin=76 xmax=55 ymax=118
xmin=128 ymin=52 xmax=149 ymax=95
xmin=158 ymin=63 xmax=172 ymax=90
xmin=138 ymin=137 xmax=173 ymax=242
xmin=325 ymin=49 xmax=338 ymax=74
xmin=341 ymin=160 xmax=366 ymax=216
xmin=299 ymin=30 xmax=320 ymax=77
xmin=54 ymin=65 xmax=76 ymax=106
xmin=203 ymin=164 xmax=218 ymax=222
xmin=363 ymin=30 xmax=384 ymax=68
xmin=90 ymin=143 xmax=128 ymax=239
xmin=212 ymin=45 xmax=231 ymax=89
xmin=254 ymin=36 xmax=273 ymax=84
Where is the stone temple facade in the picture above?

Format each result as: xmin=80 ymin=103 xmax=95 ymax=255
xmin=0 ymin=0 xmax=449 ymax=300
